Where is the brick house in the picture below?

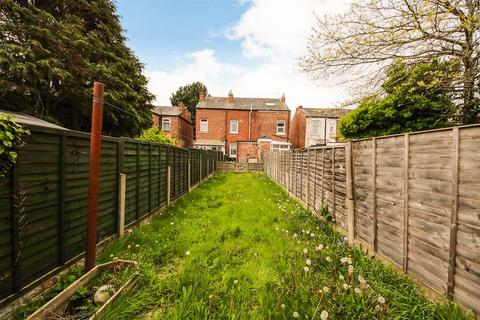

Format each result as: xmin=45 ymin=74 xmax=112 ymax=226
xmin=152 ymin=104 xmax=194 ymax=147
xmin=194 ymin=90 xmax=291 ymax=162
xmin=290 ymin=106 xmax=351 ymax=149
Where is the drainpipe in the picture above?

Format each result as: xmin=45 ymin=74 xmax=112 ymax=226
xmin=248 ymin=104 xmax=252 ymax=141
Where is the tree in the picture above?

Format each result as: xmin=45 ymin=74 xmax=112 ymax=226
xmin=170 ymin=81 xmax=208 ymax=124
xmin=0 ymin=0 xmax=154 ymax=137
xmin=137 ymin=126 xmax=175 ymax=145
xmin=302 ymin=0 xmax=480 ymax=124
xmin=338 ymin=60 xmax=456 ymax=139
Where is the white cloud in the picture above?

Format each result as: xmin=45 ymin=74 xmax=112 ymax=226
xmin=146 ymin=0 xmax=351 ymax=109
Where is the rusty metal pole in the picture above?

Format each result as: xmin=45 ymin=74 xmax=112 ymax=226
xmin=85 ymin=82 xmax=104 ymax=271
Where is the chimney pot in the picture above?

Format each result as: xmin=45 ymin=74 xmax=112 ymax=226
xmin=281 ymin=93 xmax=285 ymax=103
xmin=199 ymin=92 xmax=205 ymax=102
xmin=228 ymin=90 xmax=234 ymax=103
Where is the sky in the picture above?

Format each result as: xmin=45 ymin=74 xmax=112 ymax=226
xmin=115 ymin=0 xmax=351 ymax=109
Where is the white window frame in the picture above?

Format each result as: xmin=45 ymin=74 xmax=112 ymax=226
xmin=229 ymin=143 xmax=237 ymax=158
xmin=230 ymin=119 xmax=239 ymax=134
xmin=276 ymin=120 xmax=286 ymax=135
xmin=200 ymin=118 xmax=208 ymax=133
xmin=271 ymin=143 xmax=290 ymax=152
xmin=162 ymin=117 xmax=171 ymax=131
xmin=311 ymin=119 xmax=321 ymax=136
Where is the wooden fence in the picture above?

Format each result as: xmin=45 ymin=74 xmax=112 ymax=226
xmin=264 ymin=125 xmax=480 ymax=315
xmin=0 ymin=125 xmax=219 ymax=305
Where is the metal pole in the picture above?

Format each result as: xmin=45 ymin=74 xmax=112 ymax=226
xmin=85 ymin=81 xmax=104 ymax=271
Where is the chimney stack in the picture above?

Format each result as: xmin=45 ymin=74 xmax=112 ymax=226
xmin=199 ymin=92 xmax=205 ymax=102
xmin=281 ymin=93 xmax=286 ymax=103
xmin=228 ymin=90 xmax=234 ymax=103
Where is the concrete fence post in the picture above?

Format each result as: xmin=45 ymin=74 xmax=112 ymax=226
xmin=118 ymin=173 xmax=126 ymax=237
xmin=346 ymin=141 xmax=355 ymax=244
xmin=167 ymin=166 xmax=171 ymax=206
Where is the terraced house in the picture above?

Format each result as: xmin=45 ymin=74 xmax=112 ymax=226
xmin=194 ymin=90 xmax=291 ymax=162
xmin=152 ymin=103 xmax=194 ymax=147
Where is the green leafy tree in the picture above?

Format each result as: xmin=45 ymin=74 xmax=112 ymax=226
xmin=0 ymin=115 xmax=29 ymax=178
xmin=137 ymin=126 xmax=175 ymax=145
xmin=338 ymin=60 xmax=457 ymax=139
xmin=0 ymin=0 xmax=154 ymax=137
xmin=170 ymin=81 xmax=208 ymax=124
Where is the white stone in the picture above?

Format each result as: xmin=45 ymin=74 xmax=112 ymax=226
xmin=94 ymin=284 xmax=114 ymax=304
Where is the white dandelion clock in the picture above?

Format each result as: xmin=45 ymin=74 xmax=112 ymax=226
xmin=306 ymin=259 xmax=312 ymax=266
xmin=320 ymin=310 xmax=329 ymax=320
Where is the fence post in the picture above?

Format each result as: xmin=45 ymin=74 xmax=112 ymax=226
xmin=188 ymin=159 xmax=191 ymax=191
xmin=321 ymin=148 xmax=325 ymax=205
xmin=403 ymin=134 xmax=410 ymax=271
xmin=306 ymin=148 xmax=311 ymax=210
xmin=200 ymin=155 xmax=202 ymax=181
xmin=447 ymin=127 xmax=460 ymax=299
xmin=58 ymin=133 xmax=66 ymax=265
xmin=372 ymin=138 xmax=377 ymax=251
xmin=207 ymin=156 xmax=210 ymax=178
xmin=167 ymin=166 xmax=171 ymax=206
xmin=332 ymin=148 xmax=336 ymax=220
xmin=346 ymin=141 xmax=355 ymax=244
xmin=118 ymin=173 xmax=126 ymax=237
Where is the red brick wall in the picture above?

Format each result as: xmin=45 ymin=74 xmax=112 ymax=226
xmin=289 ymin=107 xmax=306 ymax=149
xmin=196 ymin=109 xmax=227 ymax=141
xmin=153 ymin=114 xmax=193 ymax=148
xmin=238 ymin=143 xmax=258 ymax=163
xmin=258 ymin=140 xmax=271 ymax=162
xmin=252 ymin=111 xmax=290 ymax=142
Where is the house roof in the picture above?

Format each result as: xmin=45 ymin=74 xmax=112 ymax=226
xmin=194 ymin=139 xmax=225 ymax=146
xmin=197 ymin=96 xmax=289 ymax=111
xmin=153 ymin=106 xmax=182 ymax=116
xmin=303 ymin=108 xmax=351 ymax=118
xmin=0 ymin=110 xmax=68 ymax=130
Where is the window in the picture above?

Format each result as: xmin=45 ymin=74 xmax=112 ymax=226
xmin=200 ymin=119 xmax=208 ymax=133
xmin=230 ymin=120 xmax=239 ymax=134
xmin=162 ymin=118 xmax=171 ymax=131
xmin=271 ymin=143 xmax=290 ymax=151
xmin=229 ymin=143 xmax=237 ymax=158
xmin=276 ymin=120 xmax=286 ymax=135
xmin=311 ymin=119 xmax=321 ymax=136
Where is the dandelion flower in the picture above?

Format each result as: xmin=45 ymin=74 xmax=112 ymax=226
xmin=348 ymin=265 xmax=354 ymax=274
xmin=127 ymin=245 xmax=131 ymax=249
xmin=293 ymin=311 xmax=299 ymax=318
xmin=320 ymin=310 xmax=329 ymax=320
xmin=303 ymin=248 xmax=308 ymax=254
xmin=354 ymin=288 xmax=361 ymax=294
xmin=135 ymin=244 xmax=140 ymax=248
xmin=323 ymin=286 xmax=330 ymax=292
xmin=306 ymin=230 xmax=310 ymax=235
xmin=342 ymin=283 xmax=349 ymax=290
xmin=339 ymin=274 xmax=345 ymax=280
xmin=310 ymin=233 xmax=315 ymax=237
xmin=304 ymin=266 xmax=310 ymax=272
xmin=281 ymin=304 xmax=286 ymax=309
xmin=293 ymin=233 xmax=298 ymax=238
xmin=302 ymin=229 xmax=305 ymax=233
xmin=378 ymin=296 xmax=386 ymax=304
xmin=185 ymin=251 xmax=190 ymax=256
xmin=127 ymin=228 xmax=133 ymax=234
xmin=170 ymin=222 xmax=174 ymax=225
xmin=326 ymin=256 xmax=331 ymax=262
xmin=234 ymin=280 xmax=238 ymax=284
xmin=275 ymin=227 xmax=279 ymax=231
xmin=306 ymin=259 xmax=312 ymax=266
xmin=209 ymin=294 xmax=213 ymax=299
xmin=315 ymin=244 xmax=324 ymax=251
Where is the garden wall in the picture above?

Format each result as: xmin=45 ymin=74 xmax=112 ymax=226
xmin=0 ymin=125 xmax=219 ymax=305
xmin=264 ymin=125 xmax=480 ymax=315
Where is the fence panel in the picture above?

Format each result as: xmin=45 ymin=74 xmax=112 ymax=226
xmin=0 ymin=126 xmax=218 ymax=305
xmin=264 ymin=124 xmax=480 ymax=314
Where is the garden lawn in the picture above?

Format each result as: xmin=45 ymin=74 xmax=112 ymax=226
xmin=99 ymin=173 xmax=468 ymax=319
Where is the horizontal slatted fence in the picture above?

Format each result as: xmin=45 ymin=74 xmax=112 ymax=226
xmin=0 ymin=125 xmax=219 ymax=305
xmin=264 ymin=125 xmax=480 ymax=314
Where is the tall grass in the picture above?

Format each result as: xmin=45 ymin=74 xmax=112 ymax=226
xmin=98 ymin=173 xmax=471 ymax=319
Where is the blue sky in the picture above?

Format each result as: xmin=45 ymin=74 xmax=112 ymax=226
xmin=114 ymin=0 xmax=349 ymax=107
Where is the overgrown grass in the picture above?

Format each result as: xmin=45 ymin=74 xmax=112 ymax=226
xmin=98 ymin=173 xmax=470 ymax=319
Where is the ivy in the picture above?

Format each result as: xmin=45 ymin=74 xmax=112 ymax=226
xmin=0 ymin=114 xmax=29 ymax=178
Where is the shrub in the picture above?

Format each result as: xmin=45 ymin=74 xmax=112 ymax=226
xmin=0 ymin=114 xmax=29 ymax=178
xmin=137 ymin=126 xmax=175 ymax=145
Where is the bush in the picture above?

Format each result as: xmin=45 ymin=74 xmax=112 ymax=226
xmin=137 ymin=126 xmax=175 ymax=145
xmin=0 ymin=114 xmax=29 ymax=178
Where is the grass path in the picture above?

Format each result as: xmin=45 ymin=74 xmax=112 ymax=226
xmin=99 ymin=173 xmax=467 ymax=319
